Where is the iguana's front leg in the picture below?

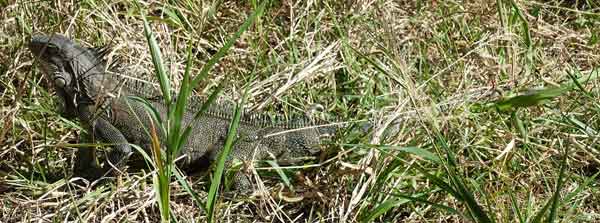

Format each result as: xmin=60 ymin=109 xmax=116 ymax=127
xmin=55 ymin=87 xmax=77 ymax=119
xmin=91 ymin=117 xmax=133 ymax=177
xmin=227 ymin=141 xmax=271 ymax=192
xmin=78 ymin=105 xmax=133 ymax=180
xmin=73 ymin=132 xmax=103 ymax=180
xmin=200 ymin=134 xmax=256 ymax=192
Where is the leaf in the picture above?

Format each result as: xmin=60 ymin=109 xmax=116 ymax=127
xmin=495 ymin=87 xmax=566 ymax=112
xmin=141 ymin=11 xmax=171 ymax=105
xmin=395 ymin=146 xmax=441 ymax=163
xmin=494 ymin=68 xmax=599 ymax=112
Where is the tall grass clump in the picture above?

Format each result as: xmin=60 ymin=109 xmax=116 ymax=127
xmin=135 ymin=1 xmax=267 ymax=222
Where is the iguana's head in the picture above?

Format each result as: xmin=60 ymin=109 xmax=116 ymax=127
xmin=28 ymin=34 xmax=106 ymax=91
xmin=28 ymin=34 xmax=115 ymax=115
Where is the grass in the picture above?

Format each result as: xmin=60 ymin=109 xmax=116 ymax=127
xmin=2 ymin=0 xmax=600 ymax=222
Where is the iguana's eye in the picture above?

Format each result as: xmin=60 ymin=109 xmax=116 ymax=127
xmin=44 ymin=45 xmax=59 ymax=55
xmin=53 ymin=75 xmax=66 ymax=88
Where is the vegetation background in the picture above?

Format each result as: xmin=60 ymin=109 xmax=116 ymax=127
xmin=1 ymin=0 xmax=599 ymax=222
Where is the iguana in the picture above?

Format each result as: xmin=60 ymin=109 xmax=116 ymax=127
xmin=27 ymin=33 xmax=340 ymax=190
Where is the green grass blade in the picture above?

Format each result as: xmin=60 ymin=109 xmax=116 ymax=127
xmin=191 ymin=0 xmax=267 ymax=88
xmin=140 ymin=7 xmax=172 ymax=105
xmin=530 ymin=195 xmax=552 ymax=223
xmin=265 ymin=160 xmax=292 ymax=190
xmin=161 ymin=6 xmax=184 ymax=30
xmin=136 ymin=3 xmax=178 ymax=222
xmin=174 ymin=167 xmax=206 ymax=213
xmin=566 ymin=68 xmax=599 ymax=89
xmin=495 ymin=68 xmax=599 ymax=112
xmin=530 ymin=152 xmax=569 ymax=223
xmin=205 ymin=83 xmax=248 ymax=222
xmin=371 ymin=154 xmax=403 ymax=195
xmin=508 ymin=189 xmax=526 ymax=223
xmin=433 ymin=132 xmax=493 ymax=223
xmin=341 ymin=144 xmax=441 ymax=163
xmin=169 ymin=42 xmax=194 ymax=156
xmin=495 ymin=87 xmax=566 ymax=112
xmin=413 ymin=164 xmax=461 ymax=199
xmin=450 ymin=173 xmax=493 ymax=223
xmin=129 ymin=144 xmax=156 ymax=170
xmin=563 ymin=171 xmax=599 ymax=203
xmin=388 ymin=192 xmax=464 ymax=217
xmin=191 ymin=82 xmax=223 ymax=121
xmin=151 ymin=172 xmax=167 ymax=221
xmin=509 ymin=0 xmax=531 ymax=47
xmin=511 ymin=111 xmax=528 ymax=143
xmin=148 ymin=112 xmax=170 ymax=222
xmin=359 ymin=197 xmax=410 ymax=223
xmin=394 ymin=146 xmax=441 ymax=163
xmin=127 ymin=96 xmax=166 ymax=136
xmin=548 ymin=151 xmax=568 ymax=223
xmin=566 ymin=69 xmax=588 ymax=94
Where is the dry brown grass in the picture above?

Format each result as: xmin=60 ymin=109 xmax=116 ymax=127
xmin=1 ymin=0 xmax=600 ymax=222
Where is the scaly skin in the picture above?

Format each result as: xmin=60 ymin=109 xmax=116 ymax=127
xmin=28 ymin=33 xmax=333 ymax=190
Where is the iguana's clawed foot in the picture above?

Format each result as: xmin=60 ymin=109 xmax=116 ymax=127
xmin=71 ymin=166 xmax=104 ymax=187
